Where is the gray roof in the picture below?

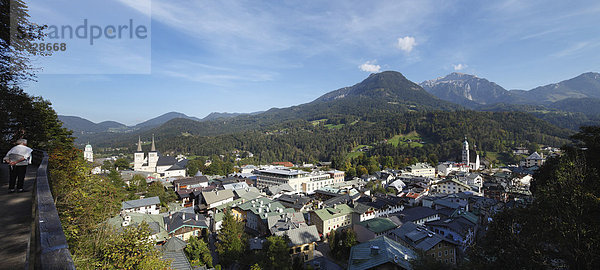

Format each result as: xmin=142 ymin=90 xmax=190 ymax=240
xmin=268 ymin=212 xmax=306 ymax=234
xmin=353 ymin=203 xmax=374 ymax=214
xmin=323 ymin=194 xmax=352 ymax=208
xmin=162 ymin=250 xmax=192 ymax=270
xmin=167 ymin=163 xmax=185 ymax=171
xmin=201 ymin=189 xmax=234 ymax=206
xmin=527 ymin=152 xmax=544 ymax=160
xmin=122 ymin=196 xmax=161 ymax=210
xmin=433 ymin=198 xmax=460 ymax=209
xmin=157 ymin=155 xmax=178 ymax=166
xmin=276 ymin=225 xmax=320 ymax=246
xmin=276 ymin=194 xmax=311 ymax=209
xmin=161 ymin=237 xmax=192 ymax=270
xmin=162 ymin=236 xmax=187 ymax=251
xmin=268 ymin=183 xmax=294 ymax=194
xmin=395 ymin=207 xmax=439 ymax=223
xmin=426 ymin=216 xmax=476 ymax=238
xmin=408 ymin=162 xmax=433 ymax=170
xmin=389 ymin=222 xmax=457 ymax=252
xmin=347 ymin=236 xmax=416 ymax=270
xmin=163 ymin=212 xmax=208 ymax=233
xmin=173 ymin=176 xmax=209 ymax=187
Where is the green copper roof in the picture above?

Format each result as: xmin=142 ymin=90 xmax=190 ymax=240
xmin=356 ymin=217 xmax=398 ymax=234
xmin=313 ymin=204 xmax=353 ymax=221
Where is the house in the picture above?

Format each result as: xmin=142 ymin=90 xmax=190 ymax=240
xmin=404 ymin=163 xmax=435 ymax=178
xmin=433 ymin=178 xmax=473 ymax=195
xmin=436 ymin=162 xmax=469 ymax=177
xmin=159 ymin=237 xmax=193 ymax=270
xmin=513 ymin=147 xmax=529 ymax=155
xmin=352 ymin=203 xmax=378 ymax=224
xmin=107 ymin=212 xmax=168 ymax=243
xmin=395 ymin=207 xmax=441 ymax=226
xmin=310 ymin=204 xmax=354 ymax=235
xmin=426 ymin=213 xmax=477 ymax=250
xmin=201 ymin=189 xmax=235 ymax=209
xmin=121 ymin=196 xmax=161 ymax=215
xmin=387 ymin=179 xmax=406 ymax=193
xmin=233 ymin=197 xmax=295 ymax=235
xmin=267 ymin=183 xmax=296 ymax=196
xmin=388 ymin=222 xmax=459 ymax=265
xmin=268 ymin=212 xmax=306 ymax=234
xmin=354 ymin=217 xmax=398 ymax=243
xmin=280 ymin=225 xmax=321 ymax=262
xmin=275 ymin=194 xmax=313 ymax=212
xmin=347 ymin=236 xmax=416 ymax=270
xmin=173 ymin=176 xmax=209 ymax=191
xmin=524 ymin=152 xmax=545 ymax=167
xmin=354 ymin=195 xmax=405 ymax=220
xmin=223 ymin=181 xmax=250 ymax=190
xmin=177 ymin=186 xmax=215 ymax=208
xmin=163 ymin=211 xmax=209 ymax=241
xmin=233 ymin=188 xmax=263 ymax=201
xmin=322 ymin=194 xmax=353 ymax=208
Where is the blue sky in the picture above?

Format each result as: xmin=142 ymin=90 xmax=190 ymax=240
xmin=24 ymin=0 xmax=600 ymax=125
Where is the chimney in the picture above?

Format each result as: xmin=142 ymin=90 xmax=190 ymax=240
xmin=182 ymin=212 xmax=186 ymax=220
xmin=370 ymin=245 xmax=380 ymax=255
xmin=169 ymin=212 xmax=172 ymax=219
xmin=195 ymin=214 xmax=198 ymax=221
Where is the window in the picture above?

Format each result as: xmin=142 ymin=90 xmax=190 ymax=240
xmin=304 ymin=245 xmax=310 ymax=251
xmin=450 ymin=258 xmax=453 ymax=263
xmin=445 ymin=250 xmax=448 ymax=256
xmin=438 ymin=251 xmax=441 ymax=257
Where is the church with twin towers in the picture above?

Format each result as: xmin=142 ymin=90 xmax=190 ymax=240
xmin=133 ymin=135 xmax=188 ymax=178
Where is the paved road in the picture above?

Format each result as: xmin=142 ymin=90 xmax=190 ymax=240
xmin=0 ymin=164 xmax=36 ymax=270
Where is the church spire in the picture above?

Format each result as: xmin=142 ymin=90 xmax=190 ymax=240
xmin=151 ymin=134 xmax=156 ymax=152
xmin=137 ymin=136 xmax=142 ymax=152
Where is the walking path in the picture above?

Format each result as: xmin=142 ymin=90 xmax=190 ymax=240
xmin=0 ymin=164 xmax=37 ymax=270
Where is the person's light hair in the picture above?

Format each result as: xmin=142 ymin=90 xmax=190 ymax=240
xmin=16 ymin=139 xmax=27 ymax=145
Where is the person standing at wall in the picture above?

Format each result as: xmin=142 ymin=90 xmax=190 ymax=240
xmin=3 ymin=139 xmax=33 ymax=192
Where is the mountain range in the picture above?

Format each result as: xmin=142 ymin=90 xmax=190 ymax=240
xmin=61 ymin=71 xmax=600 ymax=150
xmin=420 ymin=72 xmax=600 ymax=111
xmin=59 ymin=111 xmax=262 ymax=135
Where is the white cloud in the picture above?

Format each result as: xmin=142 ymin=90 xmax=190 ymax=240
xmin=359 ymin=60 xmax=381 ymax=73
xmin=396 ymin=36 xmax=417 ymax=52
xmin=453 ymin=63 xmax=467 ymax=71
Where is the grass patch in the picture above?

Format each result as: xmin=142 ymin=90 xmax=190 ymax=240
xmin=387 ymin=132 xmax=423 ymax=147
xmin=346 ymin=145 xmax=371 ymax=159
xmin=346 ymin=151 xmax=365 ymax=159
xmin=352 ymin=145 xmax=372 ymax=152
xmin=310 ymin=119 xmax=328 ymax=126
xmin=324 ymin=123 xmax=345 ymax=129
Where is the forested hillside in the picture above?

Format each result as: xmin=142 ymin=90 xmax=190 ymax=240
xmin=152 ymin=110 xmax=571 ymax=167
